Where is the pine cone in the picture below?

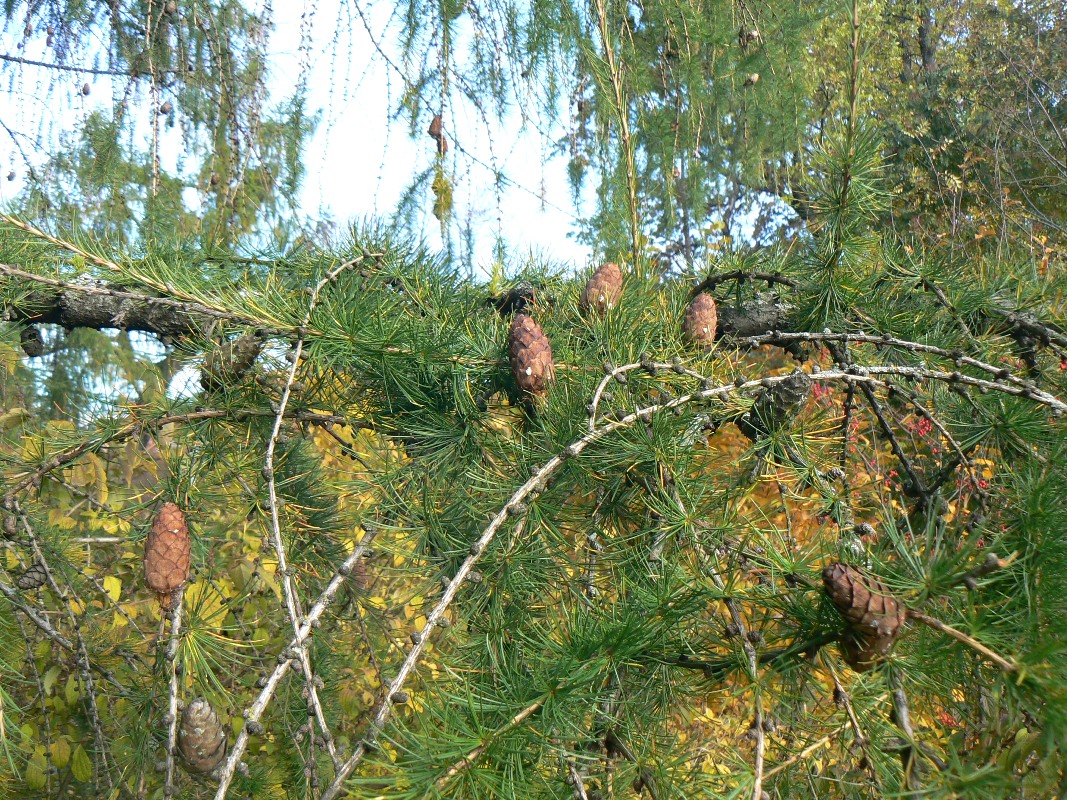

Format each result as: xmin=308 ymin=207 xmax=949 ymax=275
xmin=823 ymin=562 xmax=906 ymax=671
xmin=177 ymin=697 xmax=227 ymax=775
xmin=201 ymin=333 xmax=262 ymax=391
xmin=144 ymin=502 xmax=191 ymax=608
xmin=580 ymin=262 xmax=623 ymax=315
xmin=738 ymin=370 xmax=812 ymax=440
xmin=20 ymin=326 xmax=46 ymax=357
xmin=683 ymin=292 xmax=718 ymax=348
xmin=508 ymin=314 xmax=555 ymax=397
xmin=16 ymin=562 xmax=46 ymax=591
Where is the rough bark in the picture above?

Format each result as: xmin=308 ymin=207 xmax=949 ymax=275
xmin=4 ymin=287 xmax=208 ymax=340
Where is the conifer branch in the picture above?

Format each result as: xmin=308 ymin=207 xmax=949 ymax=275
xmin=317 ymin=358 xmax=1063 ymax=796
xmin=0 ymin=262 xmax=260 ymax=336
xmin=824 ymin=656 xmax=877 ymax=784
xmin=212 ymin=528 xmax=378 ymax=798
xmin=2 ymin=407 xmax=358 ymax=507
xmin=746 ymin=330 xmax=1045 ymax=395
xmin=261 ymin=258 xmax=365 ymax=779
xmin=906 ymin=610 xmax=1019 ymax=673
xmin=672 ymin=487 xmax=766 ymax=800
xmin=0 ymin=215 xmax=122 ymax=272
xmin=19 ymin=506 xmax=116 ymax=789
xmin=858 ymin=380 xmax=929 ymax=500
xmin=318 ymin=369 xmax=849 ymax=798
xmin=0 ymin=52 xmax=131 ymax=76
xmin=760 ymin=716 xmax=855 ymax=780
xmin=592 ymin=0 xmax=641 ymax=265
xmin=432 ymin=693 xmax=549 ymax=791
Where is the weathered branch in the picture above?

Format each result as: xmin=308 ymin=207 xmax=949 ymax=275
xmin=163 ymin=589 xmax=185 ymax=800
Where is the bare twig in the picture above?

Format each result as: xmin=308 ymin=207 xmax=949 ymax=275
xmin=907 ymin=610 xmax=1019 ymax=673
xmin=163 ymin=589 xmax=185 ymax=800
xmin=691 ymin=270 xmax=798 ymax=296
xmin=262 ymin=258 xmax=368 ymax=778
xmin=889 ymin=672 xmax=921 ymax=791
xmin=212 ymin=529 xmax=378 ymax=798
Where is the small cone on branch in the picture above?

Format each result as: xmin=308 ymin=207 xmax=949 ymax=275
xmin=144 ymin=502 xmax=191 ymax=608
xmin=177 ymin=697 xmax=227 ymax=775
xmin=201 ymin=333 xmax=263 ymax=391
xmin=737 ymin=370 xmax=812 ymax=440
xmin=508 ymin=313 xmax=555 ymax=397
xmin=823 ymin=562 xmax=906 ymax=672
xmin=683 ymin=292 xmax=718 ymax=348
xmin=580 ymin=262 xmax=623 ymax=315
xmin=428 ymin=113 xmax=443 ymax=139
xmin=17 ymin=562 xmax=47 ymax=591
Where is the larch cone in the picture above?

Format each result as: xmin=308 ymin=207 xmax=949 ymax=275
xmin=683 ymin=292 xmax=718 ymax=347
xmin=823 ymin=562 xmax=906 ymax=672
xmin=579 ymin=262 xmax=623 ymax=315
xmin=508 ymin=314 xmax=555 ymax=397
xmin=177 ymin=697 xmax=227 ymax=775
xmin=144 ymin=502 xmax=191 ymax=609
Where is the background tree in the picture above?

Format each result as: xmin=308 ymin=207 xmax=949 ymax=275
xmin=1 ymin=1 xmax=1067 ymax=799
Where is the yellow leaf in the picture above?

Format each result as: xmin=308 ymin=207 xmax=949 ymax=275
xmin=103 ymin=576 xmax=122 ymax=602
xmin=43 ymin=666 xmax=61 ymax=696
xmin=25 ymin=756 xmax=47 ymax=789
xmin=65 ymin=675 xmax=80 ymax=706
xmin=70 ymin=744 xmax=92 ymax=782
xmin=0 ymin=407 xmax=29 ymax=430
xmin=50 ymin=737 xmax=71 ymax=768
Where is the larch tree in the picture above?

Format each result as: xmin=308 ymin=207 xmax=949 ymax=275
xmin=0 ymin=1 xmax=1066 ymax=799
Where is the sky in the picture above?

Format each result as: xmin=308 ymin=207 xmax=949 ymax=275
xmin=0 ymin=0 xmax=594 ymax=278
xmin=269 ymin=0 xmax=595 ymax=273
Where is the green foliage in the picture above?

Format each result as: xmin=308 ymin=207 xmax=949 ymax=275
xmin=1 ymin=1 xmax=1067 ymax=799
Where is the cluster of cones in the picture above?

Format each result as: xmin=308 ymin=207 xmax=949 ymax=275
xmin=507 ymin=261 xmax=720 ymax=400
xmin=506 ymin=262 xmax=908 ymax=672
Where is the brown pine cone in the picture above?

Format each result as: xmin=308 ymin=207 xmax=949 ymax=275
xmin=177 ymin=697 xmax=227 ymax=775
xmin=838 ymin=635 xmax=885 ymax=673
xmin=201 ymin=333 xmax=262 ymax=391
xmin=16 ymin=562 xmax=47 ymax=591
xmin=579 ymin=262 xmax=623 ymax=315
xmin=144 ymin=502 xmax=191 ymax=608
xmin=428 ymin=113 xmax=442 ymax=139
xmin=737 ymin=370 xmax=812 ymax=441
xmin=823 ymin=562 xmax=906 ymax=671
xmin=508 ymin=314 xmax=555 ymax=397
xmin=683 ymin=292 xmax=718 ymax=347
